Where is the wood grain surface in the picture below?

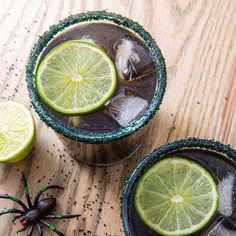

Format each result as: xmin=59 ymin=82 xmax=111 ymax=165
xmin=0 ymin=0 xmax=236 ymax=235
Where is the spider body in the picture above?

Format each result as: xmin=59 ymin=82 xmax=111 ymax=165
xmin=0 ymin=173 xmax=80 ymax=236
xmin=19 ymin=198 xmax=56 ymax=227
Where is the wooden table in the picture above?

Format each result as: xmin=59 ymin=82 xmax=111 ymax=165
xmin=0 ymin=0 xmax=236 ymax=235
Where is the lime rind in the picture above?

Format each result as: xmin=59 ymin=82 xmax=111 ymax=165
xmin=0 ymin=101 xmax=35 ymax=163
xmin=36 ymin=40 xmax=117 ymax=115
xmin=134 ymin=157 xmax=219 ymax=236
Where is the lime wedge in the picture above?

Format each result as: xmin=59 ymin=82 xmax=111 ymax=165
xmin=0 ymin=101 xmax=35 ymax=163
xmin=135 ymin=157 xmax=218 ymax=236
xmin=36 ymin=40 xmax=117 ymax=115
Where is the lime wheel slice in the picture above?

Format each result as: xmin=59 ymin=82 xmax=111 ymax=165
xmin=0 ymin=101 xmax=35 ymax=163
xmin=135 ymin=157 xmax=218 ymax=236
xmin=36 ymin=40 xmax=117 ymax=115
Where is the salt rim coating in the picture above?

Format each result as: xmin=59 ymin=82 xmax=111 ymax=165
xmin=26 ymin=10 xmax=167 ymax=144
xmin=120 ymin=137 xmax=236 ymax=236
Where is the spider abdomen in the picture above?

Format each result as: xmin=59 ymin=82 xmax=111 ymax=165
xmin=37 ymin=198 xmax=56 ymax=215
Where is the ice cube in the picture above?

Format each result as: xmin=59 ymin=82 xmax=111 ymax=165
xmin=218 ymin=175 xmax=235 ymax=217
xmin=114 ymin=35 xmax=156 ymax=82
xmin=206 ymin=218 xmax=236 ymax=236
xmin=105 ymin=89 xmax=148 ymax=127
xmin=78 ymin=35 xmax=97 ymax=45
xmin=114 ymin=36 xmax=140 ymax=81
xmin=68 ymin=116 xmax=82 ymax=126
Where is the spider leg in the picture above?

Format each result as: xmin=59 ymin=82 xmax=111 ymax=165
xmin=34 ymin=185 xmax=64 ymax=206
xmin=40 ymin=220 xmax=65 ymax=236
xmin=0 ymin=194 xmax=28 ymax=211
xmin=43 ymin=214 xmax=81 ymax=219
xmin=0 ymin=208 xmax=23 ymax=216
xmin=16 ymin=226 xmax=28 ymax=233
xmin=11 ymin=215 xmax=22 ymax=222
xmin=27 ymin=225 xmax=34 ymax=236
xmin=36 ymin=223 xmax=43 ymax=236
xmin=21 ymin=172 xmax=33 ymax=208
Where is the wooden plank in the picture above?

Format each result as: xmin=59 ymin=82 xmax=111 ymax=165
xmin=0 ymin=0 xmax=236 ymax=235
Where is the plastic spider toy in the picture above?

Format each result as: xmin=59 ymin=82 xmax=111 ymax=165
xmin=0 ymin=173 xmax=80 ymax=236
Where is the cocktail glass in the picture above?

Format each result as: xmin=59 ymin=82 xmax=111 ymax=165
xmin=121 ymin=138 xmax=236 ymax=235
xmin=26 ymin=11 xmax=167 ymax=166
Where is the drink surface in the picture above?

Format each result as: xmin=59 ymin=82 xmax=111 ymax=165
xmin=37 ymin=22 xmax=158 ymax=133
xmin=128 ymin=149 xmax=236 ymax=236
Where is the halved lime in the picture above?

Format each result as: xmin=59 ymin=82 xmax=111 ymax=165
xmin=36 ymin=40 xmax=117 ymax=115
xmin=0 ymin=101 xmax=35 ymax=163
xmin=135 ymin=157 xmax=218 ymax=236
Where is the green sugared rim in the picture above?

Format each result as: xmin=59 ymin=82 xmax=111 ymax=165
xmin=26 ymin=10 xmax=167 ymax=144
xmin=120 ymin=137 xmax=236 ymax=236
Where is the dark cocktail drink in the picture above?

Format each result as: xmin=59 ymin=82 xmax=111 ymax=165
xmin=121 ymin=138 xmax=236 ymax=236
xmin=26 ymin=11 xmax=166 ymax=165
xmin=38 ymin=22 xmax=158 ymax=132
